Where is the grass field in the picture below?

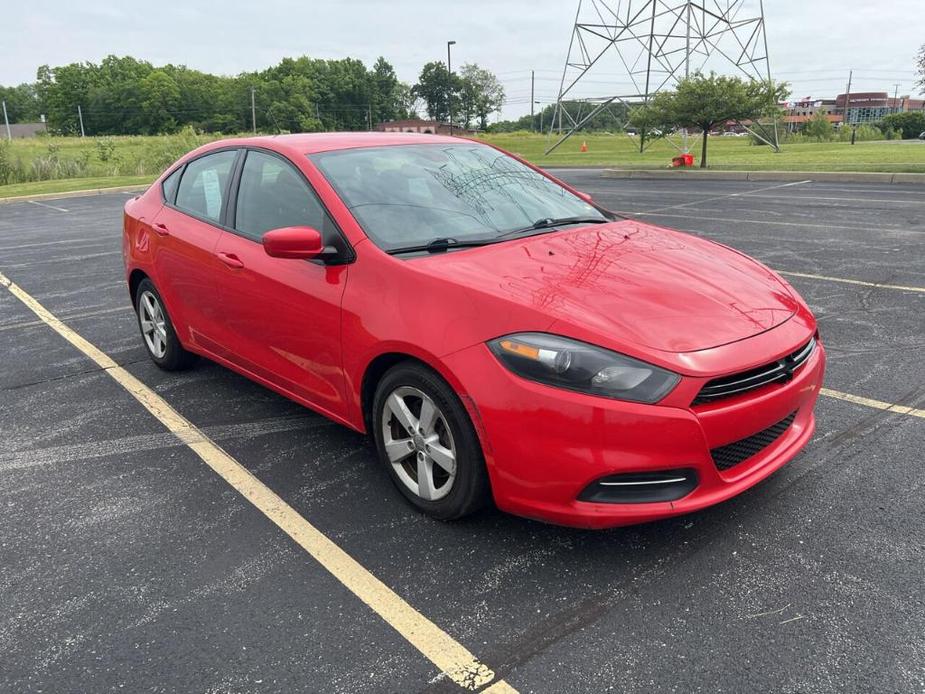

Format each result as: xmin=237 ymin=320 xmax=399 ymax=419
xmin=481 ymin=132 xmax=925 ymax=171
xmin=1 ymin=131 xmax=924 ymax=199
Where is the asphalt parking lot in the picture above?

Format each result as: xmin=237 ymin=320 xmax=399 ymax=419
xmin=1 ymin=172 xmax=923 ymax=693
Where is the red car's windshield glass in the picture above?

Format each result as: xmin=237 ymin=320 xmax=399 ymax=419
xmin=310 ymin=143 xmax=605 ymax=251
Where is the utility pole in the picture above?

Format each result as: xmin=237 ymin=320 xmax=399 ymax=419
xmin=251 ymin=87 xmax=257 ymax=135
xmin=530 ymin=70 xmax=535 ymax=132
xmin=842 ymin=70 xmax=853 ymax=128
xmin=2 ymin=100 xmax=10 ymax=141
xmin=893 ymin=83 xmax=901 ymax=113
xmin=367 ymin=104 xmax=372 ymax=131
xmin=77 ymin=104 xmax=85 ymax=137
xmin=447 ymin=40 xmax=456 ymax=135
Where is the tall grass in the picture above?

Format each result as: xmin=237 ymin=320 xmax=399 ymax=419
xmin=0 ymin=127 xmax=220 ymax=186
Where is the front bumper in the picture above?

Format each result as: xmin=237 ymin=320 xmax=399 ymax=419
xmin=444 ymin=333 xmax=826 ymax=529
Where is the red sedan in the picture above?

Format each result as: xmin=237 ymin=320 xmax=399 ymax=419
xmin=123 ymin=133 xmax=825 ymax=529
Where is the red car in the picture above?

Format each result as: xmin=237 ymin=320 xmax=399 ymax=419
xmin=123 ymin=133 xmax=825 ymax=529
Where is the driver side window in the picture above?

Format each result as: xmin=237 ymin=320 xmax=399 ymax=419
xmin=235 ymin=150 xmax=332 ymax=242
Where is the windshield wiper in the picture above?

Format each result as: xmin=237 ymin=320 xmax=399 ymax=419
xmin=386 ymin=237 xmax=495 ymax=255
xmin=497 ymin=216 xmax=608 ymax=239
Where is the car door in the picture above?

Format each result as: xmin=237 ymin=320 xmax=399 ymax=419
xmin=152 ymin=148 xmax=239 ymax=355
xmin=212 ymin=148 xmax=350 ymax=420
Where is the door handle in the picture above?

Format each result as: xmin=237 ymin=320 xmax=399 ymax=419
xmin=217 ymin=251 xmax=245 ymax=269
xmin=152 ymin=222 xmax=169 ymax=236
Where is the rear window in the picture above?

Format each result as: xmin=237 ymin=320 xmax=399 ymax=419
xmin=175 ymin=150 xmax=238 ymax=223
xmin=161 ymin=167 xmax=182 ymax=203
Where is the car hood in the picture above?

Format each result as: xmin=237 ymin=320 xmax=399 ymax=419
xmin=416 ymin=219 xmax=799 ymax=354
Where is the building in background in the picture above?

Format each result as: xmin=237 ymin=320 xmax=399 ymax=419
xmin=4 ymin=122 xmax=47 ymax=138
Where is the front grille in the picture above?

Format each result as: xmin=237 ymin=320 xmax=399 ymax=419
xmin=694 ymin=338 xmax=815 ymax=405
xmin=711 ymin=411 xmax=797 ymax=471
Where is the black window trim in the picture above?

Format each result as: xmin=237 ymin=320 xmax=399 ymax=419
xmin=160 ymin=164 xmax=186 ymax=205
xmin=163 ymin=146 xmax=244 ymax=232
xmin=224 ymin=145 xmax=355 ymax=265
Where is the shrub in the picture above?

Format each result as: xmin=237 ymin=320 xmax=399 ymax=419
xmin=95 ymin=137 xmax=117 ymax=162
xmin=879 ymin=111 xmax=925 ymax=139
xmin=837 ymin=124 xmax=882 ymax=142
xmin=802 ymin=111 xmax=834 ymax=141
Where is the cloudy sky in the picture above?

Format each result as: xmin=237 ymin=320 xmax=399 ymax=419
xmin=1 ymin=1 xmax=921 ymax=119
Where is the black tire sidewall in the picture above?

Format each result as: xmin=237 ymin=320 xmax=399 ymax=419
xmin=372 ymin=363 xmax=489 ymax=520
xmin=135 ymin=278 xmax=194 ymax=371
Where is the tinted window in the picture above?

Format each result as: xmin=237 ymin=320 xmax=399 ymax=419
xmin=310 ymin=143 xmax=606 ymax=251
xmin=161 ymin=167 xmax=182 ymax=203
xmin=175 ymin=150 xmax=237 ymax=223
xmin=235 ymin=150 xmax=331 ymax=241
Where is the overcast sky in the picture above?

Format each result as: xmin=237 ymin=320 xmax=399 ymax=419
xmin=1 ymin=1 xmax=921 ymax=119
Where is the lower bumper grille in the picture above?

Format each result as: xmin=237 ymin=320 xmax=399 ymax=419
xmin=578 ymin=468 xmax=698 ymax=504
xmin=711 ymin=411 xmax=797 ymax=471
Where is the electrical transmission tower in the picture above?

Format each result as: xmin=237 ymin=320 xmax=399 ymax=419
xmin=548 ymin=0 xmax=778 ymax=154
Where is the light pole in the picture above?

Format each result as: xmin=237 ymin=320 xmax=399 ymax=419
xmin=447 ymin=40 xmax=456 ymax=134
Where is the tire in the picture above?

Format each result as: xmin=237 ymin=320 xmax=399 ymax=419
xmin=372 ymin=362 xmax=490 ymax=520
xmin=134 ymin=278 xmax=197 ymax=371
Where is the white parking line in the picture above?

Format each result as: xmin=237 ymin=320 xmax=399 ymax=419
xmin=821 ymin=388 xmax=925 ymax=420
xmin=779 ymin=271 xmax=925 ymax=294
xmin=27 ymin=200 xmax=69 ymax=213
xmin=0 ymin=269 xmax=515 ymax=693
xmin=640 ymin=180 xmax=811 ymax=214
xmin=637 ymin=211 xmax=910 ymax=232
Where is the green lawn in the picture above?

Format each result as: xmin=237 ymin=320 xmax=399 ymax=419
xmin=1 ymin=132 xmax=923 ymax=200
xmin=478 ymin=133 xmax=925 ymax=171
xmin=0 ymin=175 xmax=153 ymax=199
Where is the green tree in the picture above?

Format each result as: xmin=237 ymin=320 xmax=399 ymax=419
xmin=802 ymin=110 xmax=834 ymax=141
xmin=0 ymin=83 xmax=41 ymax=122
xmin=413 ymin=62 xmax=458 ymax=123
xmin=879 ymin=111 xmax=925 ymax=139
xmin=458 ymin=64 xmax=505 ymax=130
xmin=917 ymin=44 xmax=924 ymax=94
xmin=630 ymin=72 xmax=789 ymax=168
xmin=140 ymin=70 xmax=181 ymax=133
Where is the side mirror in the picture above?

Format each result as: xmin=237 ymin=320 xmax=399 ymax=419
xmin=263 ymin=226 xmax=324 ymax=259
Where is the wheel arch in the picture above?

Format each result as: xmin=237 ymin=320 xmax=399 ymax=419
xmin=128 ymin=268 xmax=149 ymax=303
xmin=358 ymin=349 xmax=470 ymax=435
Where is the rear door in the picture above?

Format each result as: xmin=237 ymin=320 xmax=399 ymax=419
xmin=211 ymin=148 xmax=350 ymax=419
xmin=152 ymin=148 xmax=240 ymax=354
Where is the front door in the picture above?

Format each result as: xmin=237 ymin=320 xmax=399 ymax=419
xmin=212 ymin=149 xmax=350 ymax=420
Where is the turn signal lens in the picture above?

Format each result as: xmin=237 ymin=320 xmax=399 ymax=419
xmin=488 ymin=333 xmax=680 ymax=404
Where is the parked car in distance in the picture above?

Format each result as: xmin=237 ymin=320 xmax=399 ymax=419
xmin=123 ymin=133 xmax=825 ymax=529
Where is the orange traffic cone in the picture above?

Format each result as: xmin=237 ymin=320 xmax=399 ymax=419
xmin=580 ymin=141 xmax=588 ymax=152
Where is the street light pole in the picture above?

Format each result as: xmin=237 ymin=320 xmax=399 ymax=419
xmin=447 ymin=40 xmax=456 ymax=135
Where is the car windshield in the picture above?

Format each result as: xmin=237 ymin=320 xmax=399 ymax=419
xmin=310 ymin=143 xmax=607 ymax=251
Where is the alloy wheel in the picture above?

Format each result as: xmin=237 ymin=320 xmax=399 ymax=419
xmin=138 ymin=290 xmax=168 ymax=359
xmin=381 ymin=386 xmax=457 ymax=501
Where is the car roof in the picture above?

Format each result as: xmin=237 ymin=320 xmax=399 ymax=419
xmin=199 ymin=132 xmax=469 ymax=157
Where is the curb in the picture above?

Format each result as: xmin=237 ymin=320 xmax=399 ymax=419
xmin=601 ymin=169 xmax=925 ymax=185
xmin=0 ymin=183 xmax=151 ymax=205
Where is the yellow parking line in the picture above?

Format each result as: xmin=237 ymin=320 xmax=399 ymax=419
xmin=0 ymin=270 xmax=513 ymax=693
xmin=820 ymin=388 xmax=925 ymax=419
xmin=780 ymin=271 xmax=925 ymax=294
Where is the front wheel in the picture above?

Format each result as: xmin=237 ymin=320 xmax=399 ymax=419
xmin=372 ymin=363 xmax=490 ymax=520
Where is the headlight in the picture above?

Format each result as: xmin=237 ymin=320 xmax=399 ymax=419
xmin=487 ymin=332 xmax=680 ymax=404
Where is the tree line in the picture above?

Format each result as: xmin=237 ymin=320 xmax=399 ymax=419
xmin=0 ymin=54 xmax=505 ymax=136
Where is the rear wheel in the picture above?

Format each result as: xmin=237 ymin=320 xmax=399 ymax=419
xmin=372 ymin=363 xmax=490 ymax=520
xmin=135 ymin=278 xmax=196 ymax=371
